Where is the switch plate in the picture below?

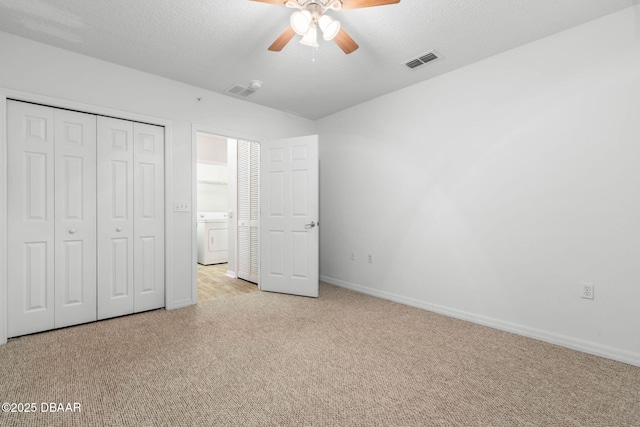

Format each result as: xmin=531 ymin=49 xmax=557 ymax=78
xmin=173 ymin=201 xmax=190 ymax=212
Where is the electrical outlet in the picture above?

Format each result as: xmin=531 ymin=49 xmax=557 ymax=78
xmin=367 ymin=254 xmax=373 ymax=264
xmin=581 ymin=283 xmax=594 ymax=300
xmin=350 ymin=251 xmax=356 ymax=261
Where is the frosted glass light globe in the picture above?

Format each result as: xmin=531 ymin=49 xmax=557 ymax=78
xmin=291 ymin=10 xmax=312 ymax=35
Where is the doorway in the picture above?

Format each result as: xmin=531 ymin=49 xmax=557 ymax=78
xmin=191 ymin=128 xmax=320 ymax=304
xmin=194 ymin=131 xmax=260 ymax=303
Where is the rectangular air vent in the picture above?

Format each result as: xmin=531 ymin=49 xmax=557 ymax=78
xmin=226 ymin=84 xmax=256 ymax=97
xmin=403 ymin=51 xmax=440 ymax=70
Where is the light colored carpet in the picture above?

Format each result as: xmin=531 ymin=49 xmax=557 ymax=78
xmin=0 ymin=283 xmax=638 ymax=426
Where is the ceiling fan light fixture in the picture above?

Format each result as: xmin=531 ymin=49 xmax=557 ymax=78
xmin=290 ymin=10 xmax=312 ymax=35
xmin=299 ymin=26 xmax=319 ymax=47
xmin=284 ymin=0 xmax=300 ymax=8
xmin=326 ymin=1 xmax=342 ymax=10
xmin=318 ymin=15 xmax=340 ymax=41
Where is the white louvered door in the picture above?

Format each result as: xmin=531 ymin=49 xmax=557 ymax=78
xmin=237 ymin=140 xmax=260 ymax=283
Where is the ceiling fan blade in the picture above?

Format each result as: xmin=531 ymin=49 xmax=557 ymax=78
xmin=340 ymin=0 xmax=400 ymax=10
xmin=250 ymin=0 xmax=287 ymax=5
xmin=268 ymin=26 xmax=296 ymax=52
xmin=334 ymin=28 xmax=359 ymax=54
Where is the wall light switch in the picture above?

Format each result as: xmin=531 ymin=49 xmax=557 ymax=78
xmin=173 ymin=201 xmax=190 ymax=212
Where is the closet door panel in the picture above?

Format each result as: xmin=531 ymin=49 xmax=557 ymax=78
xmin=133 ymin=123 xmax=164 ymax=312
xmin=7 ymin=101 xmax=55 ymax=337
xmin=54 ymin=109 xmax=97 ymax=328
xmin=97 ymin=117 xmax=134 ymax=319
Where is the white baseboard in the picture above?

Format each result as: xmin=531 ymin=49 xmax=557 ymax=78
xmin=168 ymin=298 xmax=194 ymax=310
xmin=320 ymin=275 xmax=640 ymax=368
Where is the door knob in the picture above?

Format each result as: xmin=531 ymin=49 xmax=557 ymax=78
xmin=116 ymin=227 xmax=122 ymax=232
xmin=68 ymin=229 xmax=77 ymax=234
xmin=305 ymin=221 xmax=316 ymax=229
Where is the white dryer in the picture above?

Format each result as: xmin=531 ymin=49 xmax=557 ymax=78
xmin=197 ymin=212 xmax=229 ymax=265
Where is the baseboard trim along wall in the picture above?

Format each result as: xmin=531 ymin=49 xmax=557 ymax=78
xmin=320 ymin=275 xmax=640 ymax=368
xmin=170 ymin=298 xmax=195 ymax=310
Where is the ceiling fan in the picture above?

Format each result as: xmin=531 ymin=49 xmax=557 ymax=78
xmin=251 ymin=0 xmax=401 ymax=54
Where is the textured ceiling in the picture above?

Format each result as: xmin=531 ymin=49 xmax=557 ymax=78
xmin=0 ymin=0 xmax=634 ymax=119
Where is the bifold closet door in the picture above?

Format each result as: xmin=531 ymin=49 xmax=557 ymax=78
xmin=97 ymin=117 xmax=165 ymax=319
xmin=54 ymin=109 xmax=97 ymax=328
xmin=7 ymin=102 xmax=55 ymax=337
xmin=97 ymin=117 xmax=135 ymax=319
xmin=7 ymin=101 xmax=97 ymax=337
xmin=133 ymin=123 xmax=165 ymax=312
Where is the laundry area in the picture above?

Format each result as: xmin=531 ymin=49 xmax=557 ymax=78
xmin=196 ymin=133 xmax=229 ymax=267
xmin=196 ymin=132 xmax=260 ymax=302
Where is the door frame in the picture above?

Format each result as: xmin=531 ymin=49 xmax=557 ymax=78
xmin=0 ymin=89 xmax=175 ymax=345
xmin=191 ymin=125 xmax=263 ymax=303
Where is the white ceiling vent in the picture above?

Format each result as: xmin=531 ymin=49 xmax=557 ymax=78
xmin=225 ymin=84 xmax=257 ymax=97
xmin=403 ymin=51 xmax=440 ymax=70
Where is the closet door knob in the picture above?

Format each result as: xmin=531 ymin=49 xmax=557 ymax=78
xmin=116 ymin=227 xmax=122 ymax=232
xmin=68 ymin=229 xmax=77 ymax=234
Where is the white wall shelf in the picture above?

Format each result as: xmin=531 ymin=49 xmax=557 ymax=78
xmin=197 ymin=180 xmax=227 ymax=185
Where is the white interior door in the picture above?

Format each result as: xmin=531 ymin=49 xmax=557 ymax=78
xmin=97 ymin=116 xmax=134 ymax=319
xmin=7 ymin=101 xmax=56 ymax=337
xmin=260 ymin=135 xmax=319 ymax=297
xmin=54 ymin=109 xmax=97 ymax=328
xmin=238 ymin=140 xmax=260 ymax=283
xmin=133 ymin=123 xmax=165 ymax=312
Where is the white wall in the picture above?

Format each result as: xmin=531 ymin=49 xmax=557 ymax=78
xmin=197 ymin=133 xmax=228 ymax=165
xmin=197 ymin=163 xmax=229 ymax=212
xmin=317 ymin=7 xmax=640 ymax=366
xmin=226 ymin=139 xmax=239 ymax=279
xmin=196 ymin=133 xmax=229 ymax=213
xmin=0 ymin=31 xmax=315 ymax=316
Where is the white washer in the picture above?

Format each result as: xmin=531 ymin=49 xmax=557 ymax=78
xmin=197 ymin=212 xmax=229 ymax=265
